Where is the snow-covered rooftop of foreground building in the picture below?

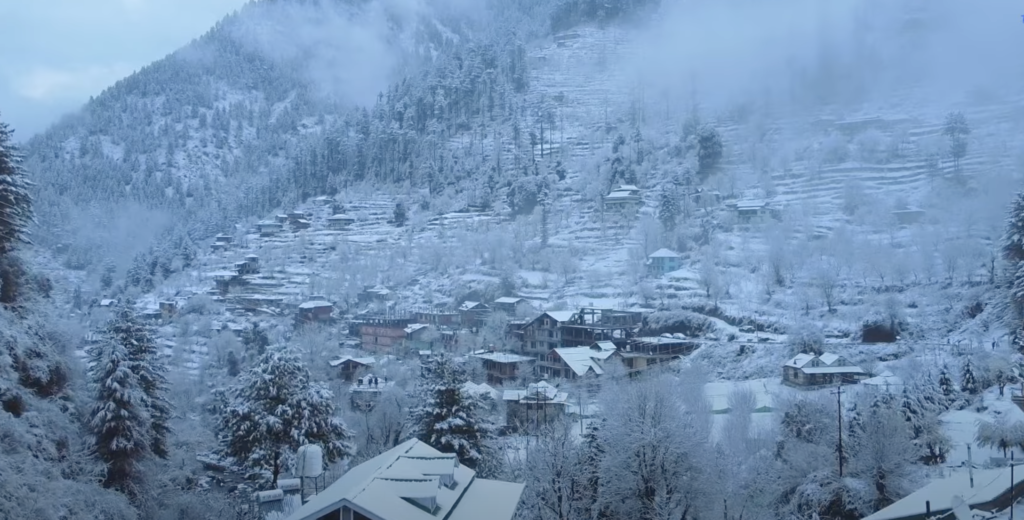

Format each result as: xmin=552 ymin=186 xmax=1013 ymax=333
xmin=862 ymin=466 xmax=1024 ymax=520
xmin=473 ymin=352 xmax=534 ymax=364
xmin=553 ymin=346 xmax=616 ymax=377
xmin=284 ymin=439 xmax=524 ymax=520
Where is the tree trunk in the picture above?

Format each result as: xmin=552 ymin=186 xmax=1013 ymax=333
xmin=272 ymin=450 xmax=281 ymax=487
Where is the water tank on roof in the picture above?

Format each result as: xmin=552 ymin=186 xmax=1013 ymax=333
xmin=296 ymin=444 xmax=323 ymax=477
xmin=254 ymin=489 xmax=284 ymax=503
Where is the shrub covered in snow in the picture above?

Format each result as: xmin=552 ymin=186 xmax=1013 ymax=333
xmin=788 ymin=320 xmax=825 ymax=355
xmin=641 ymin=309 xmax=716 ymax=337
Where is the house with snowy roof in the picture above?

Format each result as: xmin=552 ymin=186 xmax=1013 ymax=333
xmin=472 ymin=351 xmax=535 ymax=386
xmin=492 ymin=297 xmax=535 ymax=317
xmin=257 ymin=220 xmax=283 ymax=236
xmin=327 ymin=214 xmax=356 ymax=230
xmin=503 ymin=381 xmax=570 ymax=430
xmin=647 ymin=248 xmax=682 ymax=276
xmin=457 ymin=301 xmax=490 ymax=329
xmin=404 ymin=323 xmax=438 ymax=351
xmin=862 ymin=466 xmax=1024 ymax=520
xmin=517 ymin=311 xmax=577 ymax=360
xmin=603 ymin=184 xmax=642 ymax=211
xmin=538 ymin=344 xmax=618 ymax=380
xmin=730 ymin=198 xmax=781 ymax=222
xmin=329 ymin=356 xmax=376 ymax=381
xmin=782 ymin=352 xmax=868 ymax=387
xmin=297 ymin=301 xmax=334 ymax=324
xmin=283 ymin=438 xmax=524 ymax=520
xmin=620 ymin=335 xmax=696 ymax=373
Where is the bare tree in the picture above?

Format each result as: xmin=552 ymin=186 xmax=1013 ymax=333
xmin=596 ymin=371 xmax=715 ymax=520
xmin=812 ymin=257 xmax=842 ymax=312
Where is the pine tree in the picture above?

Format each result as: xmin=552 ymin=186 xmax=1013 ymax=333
xmin=938 ymin=366 xmax=957 ymax=399
xmin=87 ymin=339 xmax=150 ymax=491
xmin=219 ymin=350 xmax=353 ymax=486
xmin=241 ymin=322 xmax=269 ymax=360
xmin=1003 ymin=192 xmax=1024 ymax=264
xmin=695 ymin=124 xmax=723 ymax=177
xmin=657 ymin=188 xmax=679 ymax=232
xmin=226 ymin=350 xmax=240 ymax=377
xmin=960 ymin=359 xmax=979 ymax=395
xmin=107 ymin=306 xmax=173 ymax=458
xmin=1005 ymin=194 xmax=1024 ymax=325
xmin=100 ymin=260 xmax=116 ymax=291
xmin=72 ymin=285 xmax=83 ymax=310
xmin=412 ymin=354 xmax=492 ymax=469
xmin=393 ymin=201 xmax=407 ymax=227
xmin=0 ymin=114 xmax=34 ymax=258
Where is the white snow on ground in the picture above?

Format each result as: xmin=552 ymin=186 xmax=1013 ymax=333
xmin=941 ymin=388 xmax=1024 ymax=469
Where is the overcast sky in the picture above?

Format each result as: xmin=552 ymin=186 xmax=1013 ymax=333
xmin=0 ymin=0 xmax=250 ymax=140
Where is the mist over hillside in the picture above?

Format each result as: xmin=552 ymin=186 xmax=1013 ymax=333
xmin=6 ymin=1 xmax=1024 ymax=519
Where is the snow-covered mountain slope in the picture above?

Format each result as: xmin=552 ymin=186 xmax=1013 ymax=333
xmin=21 ymin=0 xmax=1024 ymax=392
xmin=50 ymin=11 xmax=1017 ymax=395
xmin=21 ymin=0 xmax=478 ymax=250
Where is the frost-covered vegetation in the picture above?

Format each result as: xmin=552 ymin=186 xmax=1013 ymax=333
xmin=8 ymin=0 xmax=1024 ymax=519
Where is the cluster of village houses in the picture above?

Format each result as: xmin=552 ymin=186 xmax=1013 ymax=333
xmin=103 ymin=193 xmax=877 ymax=433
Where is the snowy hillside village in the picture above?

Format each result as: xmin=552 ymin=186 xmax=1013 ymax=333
xmin=7 ymin=1 xmax=1024 ymax=520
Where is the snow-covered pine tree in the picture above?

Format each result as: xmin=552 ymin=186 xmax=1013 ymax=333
xmin=412 ymin=354 xmax=492 ymax=469
xmin=938 ymin=366 xmax=957 ymax=400
xmin=897 ymin=387 xmax=926 ymax=439
xmin=0 ymin=114 xmax=33 ymax=258
xmin=1003 ymin=192 xmax=1024 ymax=264
xmin=960 ymin=359 xmax=979 ymax=395
xmin=226 ymin=350 xmax=240 ymax=377
xmin=241 ymin=321 xmax=269 ymax=359
xmin=393 ymin=201 xmax=407 ymax=227
xmin=1004 ymin=192 xmax=1024 ymax=325
xmin=87 ymin=339 xmax=150 ymax=491
xmin=657 ymin=187 xmax=679 ymax=232
xmin=0 ymin=114 xmax=33 ymax=304
xmin=219 ymin=349 xmax=353 ymax=486
xmin=695 ymin=124 xmax=723 ymax=177
xmin=100 ymin=260 xmax=116 ymax=291
xmin=106 ymin=305 xmax=173 ymax=459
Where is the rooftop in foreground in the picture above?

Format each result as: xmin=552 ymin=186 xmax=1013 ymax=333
xmin=284 ymin=439 xmax=524 ymax=520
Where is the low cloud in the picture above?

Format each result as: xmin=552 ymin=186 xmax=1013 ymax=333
xmin=624 ymin=0 xmax=1024 ymax=113
xmin=13 ymin=64 xmax=135 ymax=101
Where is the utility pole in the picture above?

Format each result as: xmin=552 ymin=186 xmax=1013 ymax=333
xmin=832 ymin=384 xmax=844 ymax=477
xmin=1012 ymin=451 xmax=1016 ymax=520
